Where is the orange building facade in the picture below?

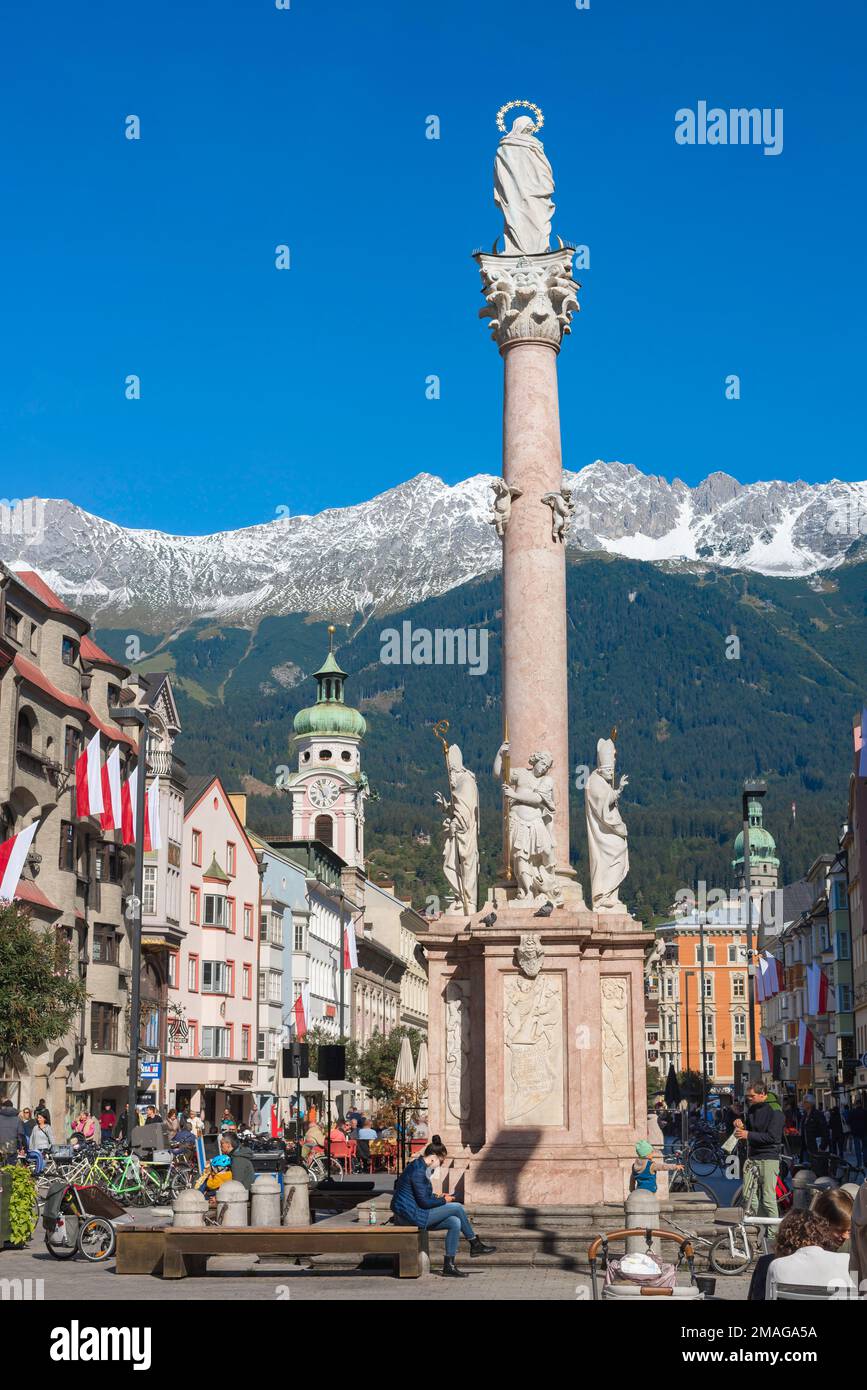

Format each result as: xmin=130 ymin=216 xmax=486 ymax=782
xmin=654 ymin=920 xmax=762 ymax=1088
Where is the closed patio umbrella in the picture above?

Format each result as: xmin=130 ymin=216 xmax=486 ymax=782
xmin=394 ymin=1035 xmax=415 ymax=1087
xmin=414 ymin=1039 xmax=428 ymax=1090
xmin=664 ymin=1064 xmax=682 ymax=1108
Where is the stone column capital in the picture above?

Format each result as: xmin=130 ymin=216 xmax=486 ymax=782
xmin=474 ymin=247 xmax=581 ymax=352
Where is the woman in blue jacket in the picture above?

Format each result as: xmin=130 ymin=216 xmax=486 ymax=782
xmin=391 ymin=1136 xmax=495 ymax=1277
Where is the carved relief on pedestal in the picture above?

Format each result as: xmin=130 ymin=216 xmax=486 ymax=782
xmin=601 ymin=976 xmax=631 ymax=1126
xmin=444 ymin=978 xmax=471 ymax=1125
xmin=503 ymin=972 xmax=564 ymax=1126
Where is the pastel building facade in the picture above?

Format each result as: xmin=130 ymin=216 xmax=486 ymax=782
xmin=167 ymin=776 xmax=261 ymax=1126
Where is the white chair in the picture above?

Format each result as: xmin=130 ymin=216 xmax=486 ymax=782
xmin=773 ymin=1280 xmax=859 ymax=1301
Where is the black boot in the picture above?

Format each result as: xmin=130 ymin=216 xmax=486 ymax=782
xmin=470 ymin=1236 xmax=497 ymax=1256
xmin=442 ymin=1256 xmax=469 ymax=1278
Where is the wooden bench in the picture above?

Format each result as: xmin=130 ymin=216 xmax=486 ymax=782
xmin=115 ymin=1224 xmax=424 ymax=1279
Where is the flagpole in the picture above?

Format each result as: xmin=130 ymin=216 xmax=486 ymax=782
xmin=338 ymin=889 xmax=345 ymax=1040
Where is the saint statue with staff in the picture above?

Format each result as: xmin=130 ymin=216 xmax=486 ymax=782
xmin=433 ymin=721 xmax=480 ymax=915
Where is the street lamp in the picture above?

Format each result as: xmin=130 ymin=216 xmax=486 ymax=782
xmin=742 ymin=779 xmax=767 ymax=1064
xmin=684 ymin=970 xmax=695 ymax=1146
xmin=110 ymin=705 xmax=151 ymax=1139
xmin=698 ymin=914 xmax=709 ymax=1119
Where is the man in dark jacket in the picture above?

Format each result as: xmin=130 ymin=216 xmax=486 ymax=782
xmin=733 ymin=1080 xmax=784 ymax=1217
xmin=848 ymin=1099 xmax=867 ymax=1168
xmin=0 ymin=1098 xmax=25 ymax=1155
xmin=800 ymin=1094 xmax=830 ymax=1176
xmin=0 ymin=1095 xmax=25 ymax=1150
xmin=221 ymin=1133 xmax=255 ymax=1191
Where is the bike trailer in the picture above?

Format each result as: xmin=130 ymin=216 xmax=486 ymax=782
xmin=72 ymin=1185 xmax=126 ymax=1219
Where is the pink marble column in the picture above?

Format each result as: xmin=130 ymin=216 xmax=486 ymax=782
xmin=501 ymin=339 xmax=571 ymax=874
xmin=477 ymin=247 xmax=581 ymax=890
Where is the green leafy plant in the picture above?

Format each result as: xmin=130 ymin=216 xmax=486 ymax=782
xmin=0 ymin=902 xmax=87 ymax=1066
xmin=1 ymin=1165 xmax=38 ymax=1247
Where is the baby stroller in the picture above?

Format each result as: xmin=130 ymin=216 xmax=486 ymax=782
xmin=42 ymin=1180 xmax=125 ymax=1263
xmin=588 ymin=1228 xmax=706 ymax=1300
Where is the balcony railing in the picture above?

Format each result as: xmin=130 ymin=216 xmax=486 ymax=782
xmin=146 ymin=749 xmax=187 ymax=785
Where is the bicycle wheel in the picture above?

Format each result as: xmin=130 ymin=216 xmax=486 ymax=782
xmin=689 ymin=1178 xmax=718 ymax=1204
xmin=327 ymin=1158 xmax=344 ymax=1182
xmin=169 ymin=1171 xmax=190 ymax=1200
xmin=709 ymin=1231 xmax=754 ymax=1276
xmin=44 ymin=1233 xmax=78 ymax=1260
xmin=77 ymin=1217 xmax=116 ymax=1263
xmin=307 ymin=1156 xmax=325 ymax=1184
xmin=688 ymin=1145 xmax=722 ymax=1178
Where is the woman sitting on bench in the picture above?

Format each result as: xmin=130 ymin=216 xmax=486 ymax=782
xmin=391 ymin=1135 xmax=496 ymax=1278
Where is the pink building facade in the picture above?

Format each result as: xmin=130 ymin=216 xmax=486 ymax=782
xmin=166 ymin=775 xmax=261 ymax=1127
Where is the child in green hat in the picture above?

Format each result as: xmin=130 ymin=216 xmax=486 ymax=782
xmin=631 ymin=1139 xmax=683 ymax=1194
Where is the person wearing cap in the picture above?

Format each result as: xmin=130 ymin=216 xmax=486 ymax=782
xmin=630 ymin=1139 xmax=683 ymax=1194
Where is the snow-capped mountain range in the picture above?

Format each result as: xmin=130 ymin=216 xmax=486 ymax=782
xmin=3 ymin=462 xmax=866 ymax=632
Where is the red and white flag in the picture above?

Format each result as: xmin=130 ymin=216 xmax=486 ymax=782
xmin=798 ymin=1019 xmax=814 ymax=1067
xmin=292 ymin=985 xmax=310 ymax=1040
xmin=121 ymin=767 xmax=138 ymax=847
xmin=806 ymin=961 xmax=830 ymax=1015
xmin=343 ymin=923 xmax=358 ymax=970
xmin=144 ymin=778 xmax=162 ymax=853
xmin=0 ymin=821 xmax=39 ymax=901
xmin=75 ymin=731 xmax=104 ymax=819
xmin=100 ymin=747 xmax=122 ymax=833
xmin=759 ymin=1034 xmax=773 ymax=1072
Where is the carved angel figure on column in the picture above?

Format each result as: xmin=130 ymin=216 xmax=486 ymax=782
xmin=488 ymin=479 xmax=523 ymax=539
xmin=541 ymin=487 xmax=574 ymax=543
xmin=585 ymin=732 xmax=629 ymax=911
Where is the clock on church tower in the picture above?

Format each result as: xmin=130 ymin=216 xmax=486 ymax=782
xmin=287 ymin=627 xmax=368 ymax=867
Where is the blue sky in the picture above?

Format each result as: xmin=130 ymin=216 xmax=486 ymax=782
xmin=2 ymin=0 xmax=864 ymax=534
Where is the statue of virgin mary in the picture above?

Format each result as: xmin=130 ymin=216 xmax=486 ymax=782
xmin=493 ymin=115 xmax=556 ymax=255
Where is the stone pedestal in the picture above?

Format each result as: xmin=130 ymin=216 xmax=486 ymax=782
xmin=425 ymin=906 xmax=647 ymax=1205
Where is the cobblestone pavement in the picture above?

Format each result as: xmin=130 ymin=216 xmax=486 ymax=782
xmin=0 ymin=1243 xmax=753 ymax=1301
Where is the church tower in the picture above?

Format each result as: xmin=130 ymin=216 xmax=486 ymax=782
xmin=288 ymin=627 xmax=368 ymax=867
xmin=732 ymin=797 xmax=780 ymax=892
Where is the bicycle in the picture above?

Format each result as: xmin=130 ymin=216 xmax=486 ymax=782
xmin=86 ymin=1150 xmax=187 ymax=1206
xmin=666 ymin=1210 xmax=781 ymax=1277
xmin=828 ymin=1154 xmax=867 ymax=1187
xmin=667 ymin=1148 xmax=717 ymax=1204
xmin=686 ymin=1133 xmax=730 ymax=1178
xmin=285 ymin=1140 xmax=342 ymax=1187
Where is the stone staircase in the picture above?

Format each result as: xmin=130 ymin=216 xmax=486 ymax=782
xmin=320 ymin=1191 xmax=719 ymax=1271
